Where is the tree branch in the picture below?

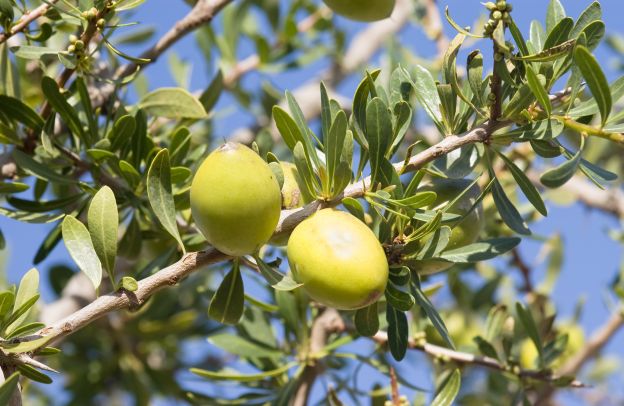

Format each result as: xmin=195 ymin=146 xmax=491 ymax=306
xmin=0 ymin=1 xmax=58 ymax=44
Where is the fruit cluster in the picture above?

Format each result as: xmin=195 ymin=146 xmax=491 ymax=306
xmin=190 ymin=142 xmax=485 ymax=312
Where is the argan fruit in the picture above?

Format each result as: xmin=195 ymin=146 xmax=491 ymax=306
xmin=408 ymin=178 xmax=484 ymax=275
xmin=322 ymin=0 xmax=395 ymax=22
xmin=190 ymin=142 xmax=281 ymax=256
xmin=287 ymin=209 xmax=388 ymax=310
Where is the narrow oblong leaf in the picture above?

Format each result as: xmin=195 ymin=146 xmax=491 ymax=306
xmin=496 ymin=152 xmax=547 ymax=216
xmin=41 ymin=76 xmax=84 ymax=140
xmin=0 ymin=95 xmax=44 ymax=130
xmin=431 ymin=369 xmax=461 ymax=406
xmin=525 ymin=65 xmax=551 ymax=116
xmin=385 ymin=304 xmax=408 ymax=361
xmin=365 ymin=97 xmax=392 ymax=187
xmin=516 ymin=302 xmax=544 ymax=364
xmin=138 ymin=88 xmax=207 ymax=119
xmin=439 ymin=238 xmax=521 ymax=263
xmin=0 ymin=372 xmax=19 ymax=405
xmin=412 ymin=276 xmax=455 ymax=349
xmin=208 ymin=262 xmax=245 ymax=325
xmin=88 ymin=186 xmax=118 ymax=285
xmin=191 ymin=362 xmax=296 ymax=382
xmin=62 ymin=215 xmax=102 ymax=290
xmin=5 ymin=268 xmax=39 ymax=334
xmin=355 ymin=302 xmax=379 ymax=337
xmin=12 ymin=150 xmax=76 ymax=185
xmin=254 ymin=256 xmax=302 ymax=291
xmin=573 ymin=46 xmax=612 ymax=126
xmin=491 ymin=179 xmax=531 ymax=235
xmin=540 ymin=147 xmax=582 ymax=188
xmin=147 ymin=149 xmax=185 ymax=252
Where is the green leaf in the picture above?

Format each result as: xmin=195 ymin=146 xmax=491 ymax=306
xmin=412 ymin=65 xmax=442 ymax=127
xmin=62 ymin=215 xmax=102 ymax=290
xmin=411 ymin=275 xmax=454 ymax=349
xmin=531 ymin=139 xmax=562 ymax=158
xmin=191 ymin=362 xmax=296 ymax=382
xmin=285 ymin=91 xmax=322 ymax=169
xmin=107 ymin=115 xmax=136 ymax=152
xmin=496 ymin=151 xmax=547 ymax=216
xmin=293 ymin=142 xmax=318 ymax=199
xmin=7 ymin=194 xmax=81 ymax=212
xmin=495 ymin=120 xmax=563 ymax=141
xmin=513 ymin=39 xmax=575 ymax=62
xmin=208 ymin=262 xmax=245 ymax=325
xmin=0 ymin=182 xmax=29 ymax=194
xmin=88 ymin=186 xmax=118 ymax=286
xmin=0 ymin=291 xmax=15 ymax=319
xmin=571 ymin=2 xmax=602 ymax=39
xmin=0 ymin=95 xmax=44 ymax=130
xmin=491 ymin=179 xmax=531 ymax=235
xmin=11 ymin=45 xmax=57 ymax=59
xmin=540 ymin=145 xmax=582 ymax=188
xmin=385 ymin=283 xmax=415 ymax=312
xmin=115 ymin=0 xmax=146 ymax=10
xmin=41 ymin=76 xmax=84 ymax=140
xmin=5 ymin=268 xmax=39 ymax=335
xmin=546 ymin=0 xmax=566 ymax=34
xmin=208 ymin=334 xmax=281 ymax=358
xmin=352 ymin=69 xmax=382 ymax=136
xmin=502 ymin=84 xmax=534 ymax=120
xmin=253 ymin=256 xmax=302 ymax=291
xmin=516 ymin=302 xmax=543 ymax=364
xmin=103 ymin=38 xmax=150 ymax=64
xmin=0 ymin=372 xmax=19 ymax=404
xmin=147 ymin=149 xmax=185 ymax=252
xmin=525 ymin=65 xmax=551 ymax=116
xmin=326 ymin=110 xmax=347 ymax=192
xmin=385 ymin=304 xmax=408 ymax=361
xmin=273 ymin=106 xmax=303 ymax=152
xmin=439 ymin=238 xmax=521 ymax=263
xmin=12 ymin=149 xmax=76 ymax=184
xmin=354 ymin=302 xmax=379 ymax=337
xmin=0 ymin=335 xmax=51 ymax=354
xmin=16 ymin=364 xmax=52 ymax=384
xmin=568 ymin=76 xmax=624 ymax=118
xmin=138 ymin=88 xmax=207 ymax=119
xmin=543 ymin=17 xmax=573 ymax=50
xmin=467 ymin=51 xmax=484 ymax=105
xmin=365 ymin=98 xmax=392 ymax=187
xmin=342 ymin=197 xmax=365 ymax=223
xmin=573 ymin=46 xmax=612 ymax=126
xmin=431 ymin=369 xmax=461 ymax=406
xmin=120 ymin=276 xmax=138 ymax=292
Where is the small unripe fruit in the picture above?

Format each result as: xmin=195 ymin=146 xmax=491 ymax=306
xmin=484 ymin=2 xmax=497 ymax=11
xmin=69 ymin=34 xmax=78 ymax=43
xmin=287 ymin=209 xmax=388 ymax=310
xmin=74 ymin=40 xmax=84 ymax=51
xmin=492 ymin=10 xmax=502 ymax=20
xmin=97 ymin=18 xmax=106 ymax=29
xmin=67 ymin=45 xmax=76 ymax=53
xmin=407 ymin=178 xmax=484 ymax=275
xmin=496 ymin=0 xmax=507 ymax=11
xmin=506 ymin=3 xmax=513 ymax=12
xmin=322 ymin=0 xmax=395 ymax=22
xmin=190 ymin=142 xmax=282 ymax=256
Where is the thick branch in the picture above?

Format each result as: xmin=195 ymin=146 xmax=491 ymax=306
xmin=0 ymin=1 xmax=58 ymax=44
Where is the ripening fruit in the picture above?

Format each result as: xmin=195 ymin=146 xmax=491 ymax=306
xmin=280 ymin=162 xmax=312 ymax=210
xmin=409 ymin=178 xmax=484 ymax=275
xmin=322 ymin=0 xmax=395 ymax=22
xmin=190 ymin=142 xmax=281 ymax=256
xmin=519 ymin=323 xmax=585 ymax=369
xmin=287 ymin=209 xmax=388 ymax=310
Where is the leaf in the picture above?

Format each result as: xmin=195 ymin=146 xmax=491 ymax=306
xmin=502 ymin=84 xmax=534 ymax=120
xmin=5 ymin=268 xmax=39 ymax=335
xmin=107 ymin=115 xmax=136 ymax=151
xmin=385 ymin=304 xmax=408 ymax=361
xmin=191 ymin=362 xmax=296 ymax=382
xmin=62 ymin=215 xmax=102 ymax=290
xmin=385 ymin=283 xmax=415 ymax=312
xmin=546 ymin=0 xmax=566 ymax=34
xmin=573 ymin=46 xmax=612 ymax=126
xmin=0 ymin=335 xmax=51 ymax=354
xmin=531 ymin=139 xmax=562 ymax=158
xmin=342 ymin=197 xmax=365 ymax=223
xmin=16 ymin=364 xmax=52 ymax=384
xmin=496 ymin=152 xmax=547 ymax=216
xmin=138 ymin=88 xmax=207 ymax=119
xmin=285 ymin=91 xmax=322 ymax=168
xmin=568 ymin=76 xmax=624 ymax=118
xmin=41 ymin=76 xmax=84 ymax=140
xmin=12 ymin=150 xmax=76 ymax=185
xmin=496 ymin=120 xmax=563 ymax=141
xmin=0 ymin=372 xmax=19 ymax=405
xmin=0 ymin=95 xmax=44 ymax=130
xmin=352 ymin=69 xmax=382 ymax=136
xmin=365 ymin=98 xmax=392 ymax=187
xmin=354 ymin=302 xmax=379 ymax=337
xmin=431 ymin=369 xmax=461 ymax=406
xmin=571 ymin=2 xmax=602 ymax=39
xmin=543 ymin=17 xmax=573 ymax=50
xmin=147 ymin=149 xmax=185 ymax=252
xmin=525 ymin=65 xmax=551 ymax=116
xmin=0 ymin=182 xmax=29 ymax=194
xmin=253 ymin=256 xmax=302 ymax=291
xmin=208 ymin=334 xmax=281 ymax=358
xmin=412 ymin=65 xmax=442 ymax=127
xmin=516 ymin=302 xmax=543 ymax=364
xmin=103 ymin=39 xmax=150 ymax=64
xmin=120 ymin=276 xmax=138 ymax=292
xmin=412 ymin=275 xmax=454 ymax=349
xmin=491 ymin=179 xmax=531 ymax=235
xmin=11 ymin=45 xmax=57 ymax=59
xmin=208 ymin=262 xmax=245 ymax=325
xmin=326 ymin=110 xmax=347 ymax=191
xmin=439 ymin=238 xmax=521 ymax=263
xmin=88 ymin=186 xmax=118 ymax=285
xmin=540 ymin=146 xmax=582 ymax=188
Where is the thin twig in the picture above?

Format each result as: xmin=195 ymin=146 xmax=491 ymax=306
xmin=0 ymin=0 xmax=58 ymax=44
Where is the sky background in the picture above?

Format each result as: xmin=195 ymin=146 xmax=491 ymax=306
xmin=1 ymin=0 xmax=623 ymax=404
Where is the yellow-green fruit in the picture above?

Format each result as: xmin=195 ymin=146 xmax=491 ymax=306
xmin=519 ymin=323 xmax=585 ymax=369
xmin=287 ymin=209 xmax=389 ymax=310
xmin=190 ymin=142 xmax=281 ymax=256
xmin=322 ymin=0 xmax=395 ymax=22
xmin=409 ymin=178 xmax=484 ymax=275
xmin=280 ymin=162 xmax=310 ymax=210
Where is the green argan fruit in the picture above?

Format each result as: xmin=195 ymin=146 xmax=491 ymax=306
xmin=409 ymin=178 xmax=484 ymax=275
xmin=190 ymin=142 xmax=281 ymax=256
xmin=323 ymin=0 xmax=395 ymax=22
xmin=287 ymin=209 xmax=389 ymax=310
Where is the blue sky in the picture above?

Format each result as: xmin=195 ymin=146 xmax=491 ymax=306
xmin=1 ymin=0 xmax=623 ymax=404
